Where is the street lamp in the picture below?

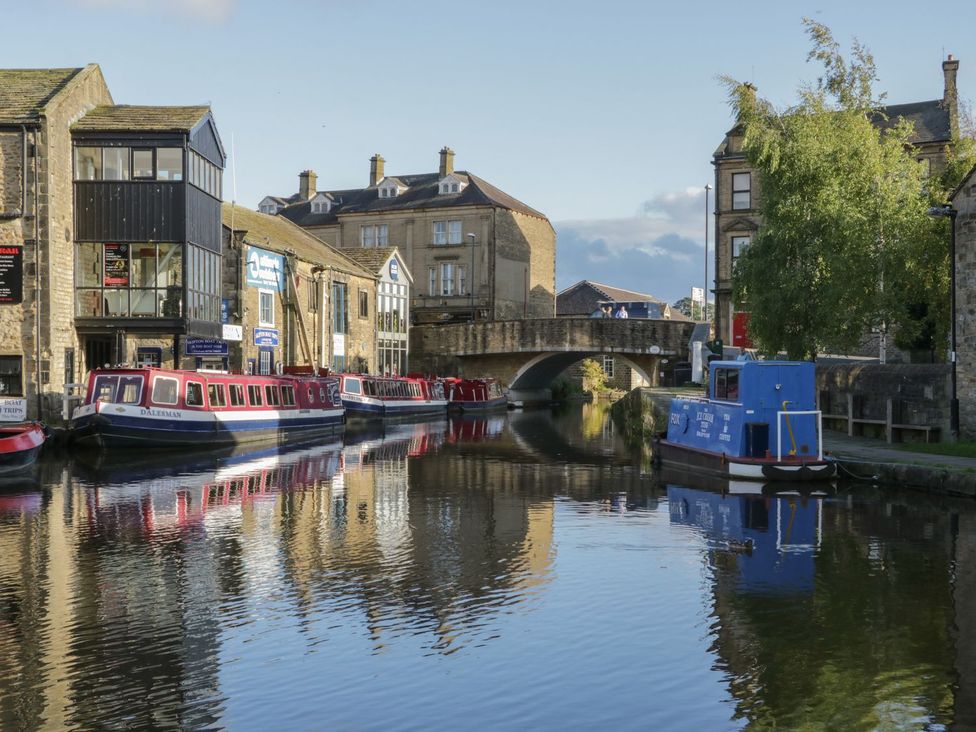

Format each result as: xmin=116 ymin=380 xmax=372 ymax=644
xmin=928 ymin=203 xmax=959 ymax=439
xmin=704 ymin=184 xmax=712 ymax=324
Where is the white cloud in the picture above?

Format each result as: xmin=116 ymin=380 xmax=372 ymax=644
xmin=72 ymin=0 xmax=235 ymax=23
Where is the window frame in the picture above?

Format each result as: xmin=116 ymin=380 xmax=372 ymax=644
xmin=258 ymin=289 xmax=275 ymax=326
xmin=732 ymin=172 xmax=751 ymax=210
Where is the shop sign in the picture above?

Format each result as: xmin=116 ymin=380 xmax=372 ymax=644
xmin=222 ymin=324 xmax=243 ymax=342
xmin=245 ymin=246 xmax=285 ymax=291
xmin=389 ymin=258 xmax=399 ymax=281
xmin=0 ymin=247 xmax=23 ymax=304
xmin=221 ymin=298 xmax=232 ymax=323
xmin=104 ymin=243 xmax=130 ymax=286
xmin=185 ymin=338 xmax=229 ymax=356
xmin=254 ymin=328 xmax=279 ymax=347
xmin=0 ymin=398 xmax=27 ymax=422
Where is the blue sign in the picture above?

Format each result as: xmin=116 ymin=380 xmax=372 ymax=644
xmin=185 ymin=338 xmax=229 ymax=356
xmin=253 ymin=328 xmax=279 ymax=347
xmin=221 ymin=298 xmax=232 ymax=324
xmin=389 ymin=258 xmax=399 ymax=281
xmin=246 ymin=246 xmax=285 ymax=291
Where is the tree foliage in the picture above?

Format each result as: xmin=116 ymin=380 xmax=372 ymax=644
xmin=722 ymin=19 xmax=975 ymax=359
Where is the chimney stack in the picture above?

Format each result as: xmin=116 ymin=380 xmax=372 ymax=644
xmin=299 ymin=169 xmax=317 ymax=200
xmin=943 ymin=54 xmax=960 ymax=139
xmin=369 ymin=154 xmax=385 ymax=187
xmin=439 ymin=146 xmax=455 ymax=177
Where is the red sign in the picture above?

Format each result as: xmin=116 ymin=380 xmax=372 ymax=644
xmin=104 ymin=243 xmax=129 ymax=286
xmin=732 ymin=311 xmax=753 ymax=348
xmin=0 ymin=247 xmax=23 ymax=304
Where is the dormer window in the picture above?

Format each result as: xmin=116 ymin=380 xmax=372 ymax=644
xmin=310 ymin=193 xmax=332 ymax=214
xmin=258 ymin=196 xmax=281 ymax=215
xmin=378 ymin=178 xmax=403 ymax=199
xmin=438 ymin=174 xmax=466 ymax=195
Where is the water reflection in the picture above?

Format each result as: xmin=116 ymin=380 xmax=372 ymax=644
xmin=1 ymin=409 xmax=976 ymax=729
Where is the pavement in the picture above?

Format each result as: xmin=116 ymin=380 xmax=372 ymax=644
xmin=644 ymin=387 xmax=976 ymax=496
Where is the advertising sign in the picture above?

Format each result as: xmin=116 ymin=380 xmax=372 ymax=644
xmin=245 ymin=246 xmax=285 ymax=291
xmin=104 ymin=243 xmax=130 ymax=286
xmin=221 ymin=298 xmax=232 ymax=324
xmin=253 ymin=328 xmax=279 ymax=347
xmin=389 ymin=258 xmax=399 ymax=281
xmin=0 ymin=398 xmax=27 ymax=421
xmin=691 ymin=287 xmax=705 ymax=305
xmin=0 ymin=247 xmax=23 ymax=304
xmin=185 ymin=338 xmax=229 ymax=356
xmin=222 ymin=324 xmax=243 ymax=342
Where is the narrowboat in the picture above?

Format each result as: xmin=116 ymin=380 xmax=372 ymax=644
xmin=654 ymin=360 xmax=835 ymax=481
xmin=70 ymin=366 xmax=344 ymax=448
xmin=337 ymin=373 xmax=447 ymax=418
xmin=439 ymin=377 xmax=508 ymax=411
xmin=0 ymin=423 xmax=47 ymax=474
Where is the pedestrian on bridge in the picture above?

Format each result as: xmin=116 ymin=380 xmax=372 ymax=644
xmin=615 ymin=304 xmax=628 ymax=319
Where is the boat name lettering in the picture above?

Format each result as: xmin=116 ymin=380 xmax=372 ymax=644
xmin=719 ymin=433 xmax=731 ymax=442
xmin=696 ymin=411 xmax=714 ymax=424
xmin=140 ymin=407 xmax=183 ymax=418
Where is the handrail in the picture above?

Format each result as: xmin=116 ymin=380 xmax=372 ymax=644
xmin=776 ymin=409 xmax=823 ymax=461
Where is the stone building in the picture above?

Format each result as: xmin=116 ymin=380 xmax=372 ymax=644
xmin=712 ymin=56 xmax=961 ymax=348
xmin=951 ymin=164 xmax=976 ymax=437
xmin=555 ymin=280 xmax=688 ymax=391
xmin=222 ymin=204 xmax=378 ymax=375
xmin=260 ymin=147 xmax=556 ymax=324
xmin=0 ymin=65 xmax=113 ymax=421
xmin=341 ymin=247 xmax=413 ymax=376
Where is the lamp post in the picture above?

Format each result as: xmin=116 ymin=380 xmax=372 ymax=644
xmin=704 ymin=184 xmax=712 ymax=324
xmin=928 ymin=204 xmax=959 ymax=439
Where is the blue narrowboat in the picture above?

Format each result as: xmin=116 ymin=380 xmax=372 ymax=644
xmin=655 ymin=360 xmax=835 ymax=481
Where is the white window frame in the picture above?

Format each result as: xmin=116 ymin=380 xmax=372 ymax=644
xmin=732 ymin=173 xmax=751 ymax=210
xmin=433 ymin=221 xmax=447 ymax=246
xmin=448 ymin=220 xmax=462 ymax=245
xmin=458 ymin=264 xmax=467 ymax=296
xmin=361 ymin=224 xmax=389 ymax=248
xmin=428 ymin=267 xmax=436 ymax=296
xmin=441 ymin=263 xmax=455 ymax=296
xmin=258 ymin=289 xmax=275 ymax=326
xmin=602 ymin=355 xmax=614 ymax=378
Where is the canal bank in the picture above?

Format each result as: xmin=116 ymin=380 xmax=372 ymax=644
xmin=613 ymin=387 xmax=976 ymax=498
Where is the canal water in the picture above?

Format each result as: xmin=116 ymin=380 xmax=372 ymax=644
xmin=0 ymin=404 xmax=972 ymax=731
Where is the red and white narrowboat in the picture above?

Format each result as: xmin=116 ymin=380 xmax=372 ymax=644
xmin=337 ymin=373 xmax=447 ymax=418
xmin=70 ymin=366 xmax=344 ymax=448
xmin=439 ymin=377 xmax=508 ymax=412
xmin=0 ymin=422 xmax=47 ymax=474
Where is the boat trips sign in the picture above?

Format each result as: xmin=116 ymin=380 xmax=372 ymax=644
xmin=246 ymin=246 xmax=285 ymax=291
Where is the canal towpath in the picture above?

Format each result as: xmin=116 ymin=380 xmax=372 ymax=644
xmin=638 ymin=387 xmax=976 ymax=498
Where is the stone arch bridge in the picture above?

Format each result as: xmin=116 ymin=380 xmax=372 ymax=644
xmin=409 ymin=318 xmax=696 ymax=402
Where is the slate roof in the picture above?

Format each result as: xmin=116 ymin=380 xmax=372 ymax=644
xmin=558 ymin=280 xmax=666 ymax=304
xmin=343 ymin=246 xmax=415 ymax=283
xmin=222 ymin=203 xmax=374 ymax=278
xmin=274 ymin=170 xmax=548 ymax=226
xmin=872 ymin=99 xmax=952 ymax=144
xmin=0 ymin=67 xmax=85 ymax=123
xmin=73 ymin=105 xmax=211 ymax=132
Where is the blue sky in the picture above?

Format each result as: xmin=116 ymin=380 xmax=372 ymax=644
xmin=4 ymin=0 xmax=974 ymax=304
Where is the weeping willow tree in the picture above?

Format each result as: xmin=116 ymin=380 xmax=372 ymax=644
xmin=723 ymin=19 xmax=970 ymax=359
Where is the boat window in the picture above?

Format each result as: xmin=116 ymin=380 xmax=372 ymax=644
xmin=208 ymin=383 xmax=227 ymax=408
xmin=265 ymin=384 xmax=281 ymax=406
xmin=281 ymin=385 xmax=296 ymax=406
xmin=318 ymin=387 xmax=327 ymax=403
xmin=345 ymin=378 xmax=362 ymax=395
xmin=229 ymin=384 xmax=245 ymax=407
xmin=248 ymin=384 xmax=262 ymax=406
xmin=714 ymin=368 xmax=740 ymax=401
xmin=186 ymin=381 xmax=204 ymax=407
xmin=151 ymin=375 xmax=179 ymax=405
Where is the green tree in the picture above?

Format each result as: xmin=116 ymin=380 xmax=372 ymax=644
xmin=723 ymin=19 xmax=974 ymax=359
xmin=672 ymin=296 xmax=710 ymax=321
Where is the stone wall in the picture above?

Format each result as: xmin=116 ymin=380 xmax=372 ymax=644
xmin=816 ymin=362 xmax=951 ymax=436
xmin=954 ymin=167 xmax=976 ymax=438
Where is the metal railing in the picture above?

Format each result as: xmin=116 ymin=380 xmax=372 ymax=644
xmin=776 ymin=409 xmax=824 ymax=461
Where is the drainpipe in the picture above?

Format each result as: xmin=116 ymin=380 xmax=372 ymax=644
xmin=32 ymin=127 xmax=41 ymax=420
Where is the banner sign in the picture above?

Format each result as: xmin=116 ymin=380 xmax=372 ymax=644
xmin=246 ymin=246 xmax=285 ymax=291
xmin=221 ymin=298 xmax=232 ymax=323
xmin=104 ymin=243 xmax=129 ymax=286
xmin=185 ymin=338 xmax=229 ymax=356
xmin=0 ymin=247 xmax=23 ymax=304
xmin=254 ymin=328 xmax=279 ymax=347
xmin=691 ymin=287 xmax=705 ymax=305
xmin=0 ymin=398 xmax=27 ymax=421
